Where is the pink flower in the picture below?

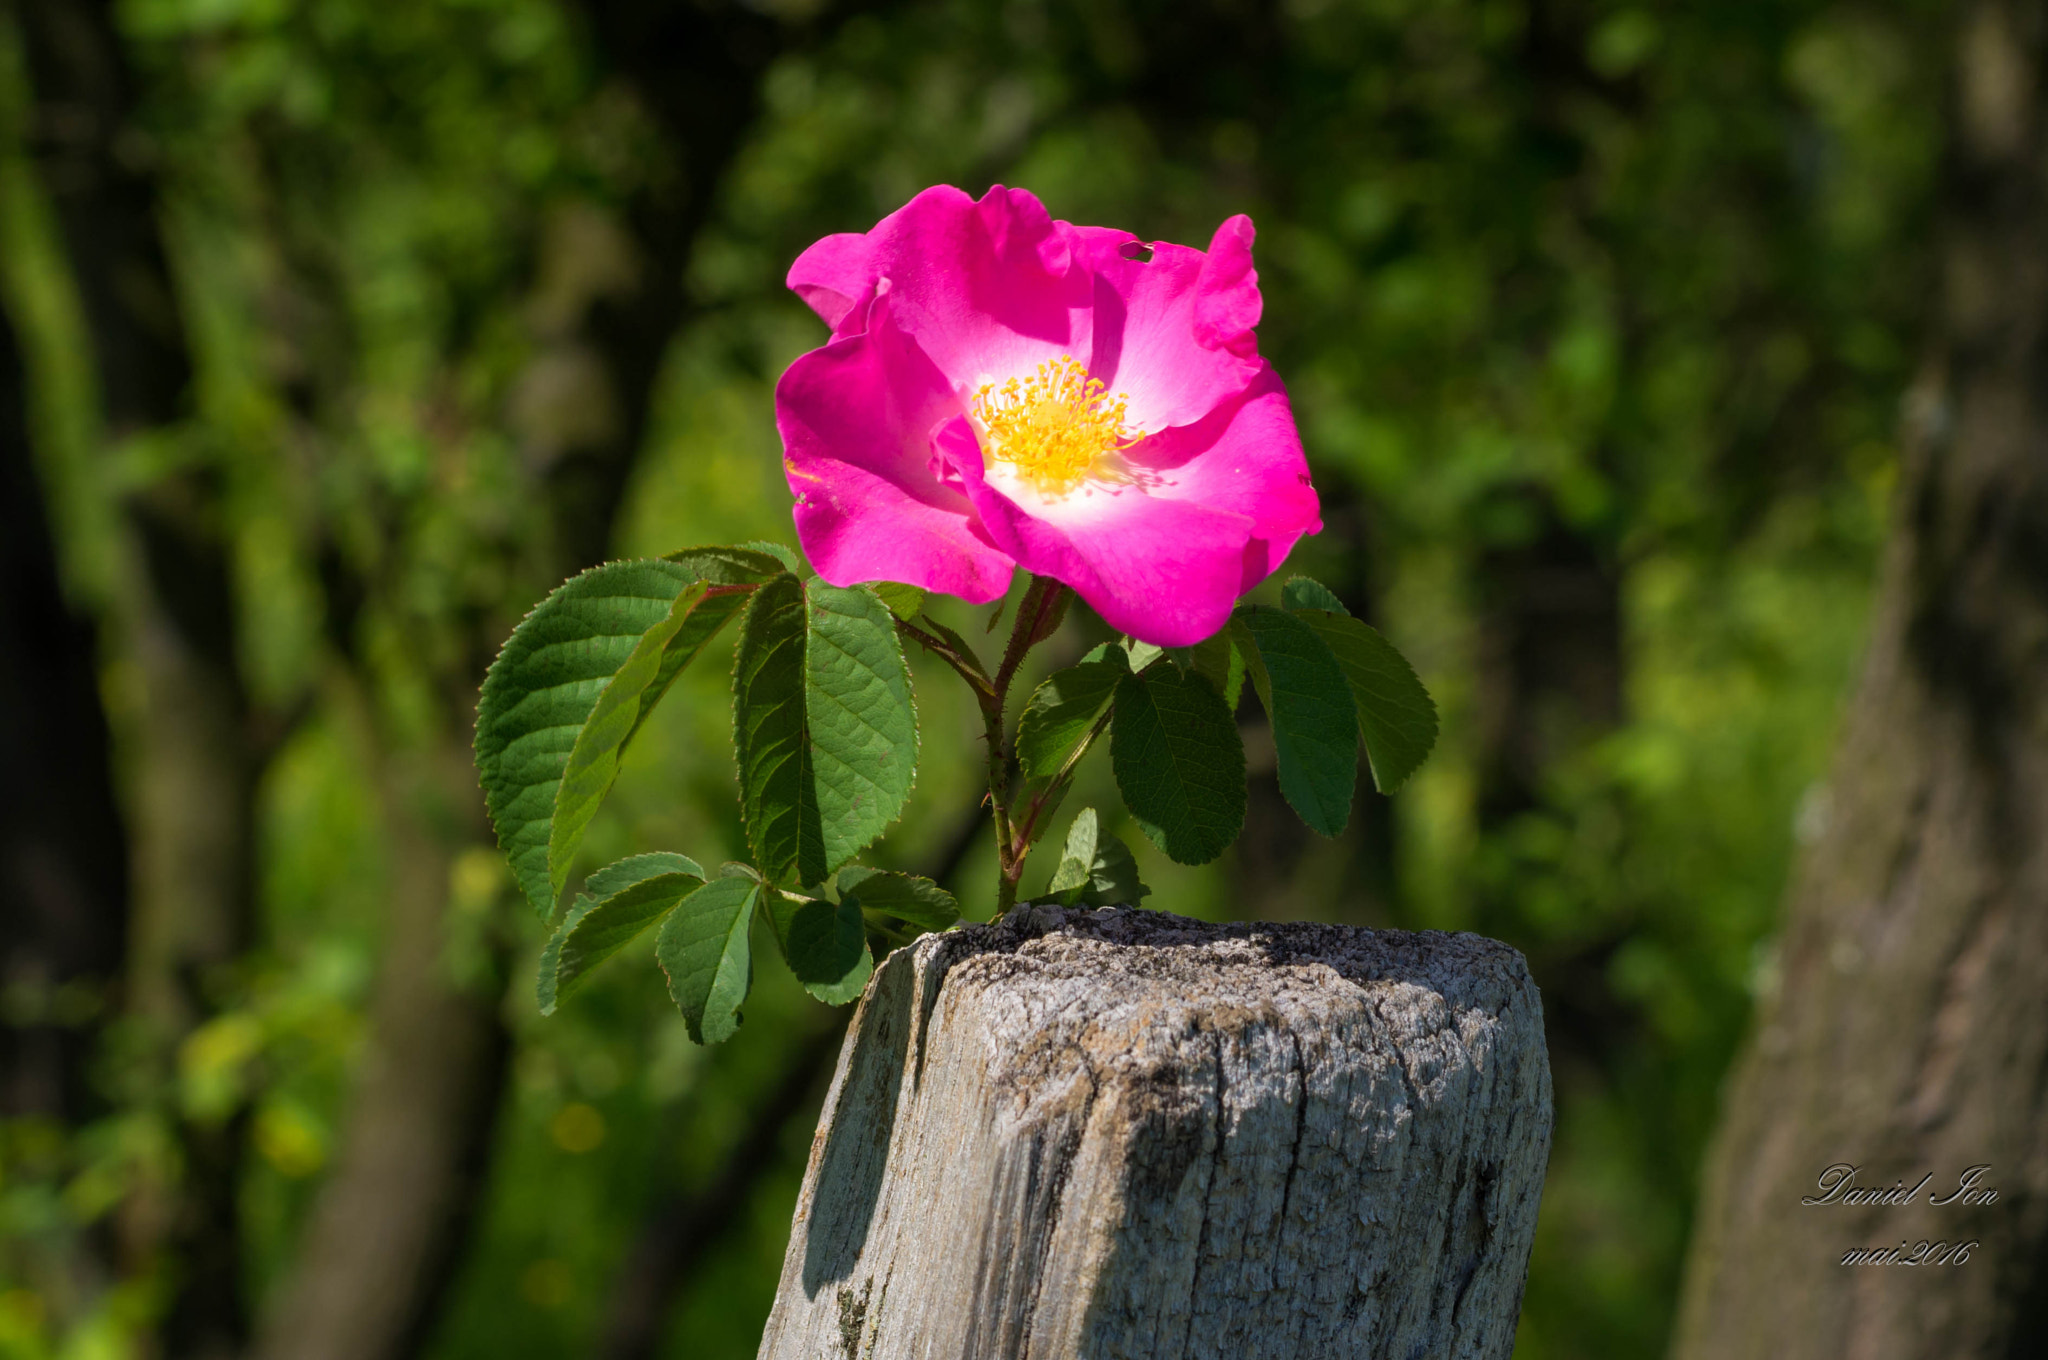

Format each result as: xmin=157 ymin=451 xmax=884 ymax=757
xmin=775 ymin=184 xmax=1321 ymax=647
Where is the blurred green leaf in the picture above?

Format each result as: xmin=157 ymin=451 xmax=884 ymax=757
xmin=1111 ymin=661 xmax=1245 ymax=865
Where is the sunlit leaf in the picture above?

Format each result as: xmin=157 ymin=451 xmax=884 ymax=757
xmin=476 ymin=560 xmax=706 ymax=915
xmin=655 ymin=876 xmax=758 ymax=1044
xmin=538 ymin=859 xmax=707 ymax=1015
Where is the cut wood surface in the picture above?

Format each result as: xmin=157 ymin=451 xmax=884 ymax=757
xmin=758 ymin=905 xmax=1552 ymax=1360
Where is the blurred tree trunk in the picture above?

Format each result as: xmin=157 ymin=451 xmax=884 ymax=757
xmin=254 ymin=8 xmax=848 ymax=1358
xmin=17 ymin=2 xmax=255 ymax=1355
xmin=250 ymin=738 xmax=511 ymax=1360
xmin=1672 ymin=4 xmax=2048 ymax=1355
xmin=0 ymin=259 xmax=127 ymax=1140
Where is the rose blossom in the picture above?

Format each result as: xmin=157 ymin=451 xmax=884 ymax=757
xmin=775 ymin=184 xmax=1321 ymax=647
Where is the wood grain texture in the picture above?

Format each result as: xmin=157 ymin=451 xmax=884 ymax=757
xmin=758 ymin=905 xmax=1551 ymax=1360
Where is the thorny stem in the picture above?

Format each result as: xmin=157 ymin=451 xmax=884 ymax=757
xmin=896 ymin=576 xmax=1076 ymax=917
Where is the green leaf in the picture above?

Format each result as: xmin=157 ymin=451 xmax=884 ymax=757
xmin=586 ymin=851 xmax=704 ymax=899
xmin=661 ymin=544 xmax=791 ymax=585
xmin=1282 ymin=576 xmax=1349 ymax=615
xmin=805 ymin=583 xmax=919 ymax=881
xmin=538 ymin=865 xmax=706 ymax=1016
xmin=1294 ymin=610 xmax=1440 ymax=793
xmin=837 ymin=866 xmax=961 ymax=932
xmin=1045 ymin=808 xmax=1151 ymax=907
xmin=1110 ymin=662 xmax=1246 ymax=865
xmin=767 ymin=889 xmax=873 ymax=1004
xmin=535 ymin=895 xmax=595 ymax=1017
xmin=869 ymin=581 xmax=926 ymax=621
xmin=1016 ymin=648 xmax=1128 ymax=782
xmin=733 ymin=575 xmax=920 ymax=888
xmin=547 ymin=582 xmax=751 ymax=908
xmin=476 ymin=559 xmax=707 ymax=915
xmin=1079 ymin=831 xmax=1148 ymax=907
xmin=1236 ymin=606 xmax=1360 ymax=837
xmin=1182 ymin=628 xmax=1247 ymax=711
xmin=655 ymin=876 xmax=758 ymax=1044
xmin=738 ymin=541 xmax=802 ymax=571
xmin=733 ymin=575 xmax=819 ymax=885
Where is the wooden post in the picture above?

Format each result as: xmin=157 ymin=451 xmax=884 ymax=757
xmin=758 ymin=906 xmax=1552 ymax=1360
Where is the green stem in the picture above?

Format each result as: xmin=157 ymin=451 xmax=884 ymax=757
xmin=984 ymin=576 xmax=1073 ymax=914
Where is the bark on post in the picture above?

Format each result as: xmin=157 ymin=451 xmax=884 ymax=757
xmin=759 ymin=906 xmax=1552 ymax=1360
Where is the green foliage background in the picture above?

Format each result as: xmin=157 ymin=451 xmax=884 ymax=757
xmin=0 ymin=0 xmax=1945 ymax=1355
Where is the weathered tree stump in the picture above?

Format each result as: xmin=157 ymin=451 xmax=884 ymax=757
xmin=758 ymin=905 xmax=1552 ymax=1360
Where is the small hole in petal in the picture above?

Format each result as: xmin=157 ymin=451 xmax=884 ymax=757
xmin=1118 ymin=241 xmax=1154 ymax=263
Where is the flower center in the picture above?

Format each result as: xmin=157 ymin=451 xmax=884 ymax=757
xmin=969 ymin=356 xmax=1134 ymax=496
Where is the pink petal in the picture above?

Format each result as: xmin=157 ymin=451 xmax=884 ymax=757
xmin=777 ymin=295 xmax=1014 ymax=602
xmin=785 ymin=184 xmax=1092 ymax=392
xmin=787 ymin=230 xmax=880 ymax=336
xmin=1075 ymin=223 xmax=1265 ymax=433
xmin=934 ymin=418 xmax=1254 ymax=646
xmin=1126 ymin=365 xmax=1322 ymax=592
xmin=1194 ymin=215 xmax=1263 ymax=355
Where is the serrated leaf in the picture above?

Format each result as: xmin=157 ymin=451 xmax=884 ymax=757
xmin=733 ymin=575 xmax=819 ymax=886
xmin=1124 ymin=640 xmax=1166 ymax=672
xmin=805 ymin=584 xmax=919 ymax=881
xmin=837 ymin=866 xmax=960 ymax=932
xmin=1237 ymin=606 xmax=1360 ymax=837
xmin=661 ymin=544 xmax=790 ymax=585
xmin=476 ymin=559 xmax=708 ymax=915
xmin=1110 ymin=662 xmax=1246 ymax=865
xmin=1182 ymin=628 xmax=1246 ymax=711
xmin=767 ymin=888 xmax=873 ymax=1004
xmin=1079 ymin=830 xmax=1148 ymax=907
xmin=655 ymin=876 xmax=758 ymax=1044
xmin=1016 ymin=649 xmax=1128 ymax=782
xmin=535 ymin=895 xmax=596 ymax=1017
xmin=547 ymin=583 xmax=751 ymax=908
xmin=1045 ymin=808 xmax=1151 ymax=907
xmin=586 ymin=851 xmax=704 ymax=900
xmin=1294 ymin=610 xmax=1440 ymax=793
xmin=734 ymin=577 xmax=920 ymax=888
xmin=1282 ymin=576 xmax=1349 ymax=615
xmin=870 ymin=581 xmax=926 ymax=621
xmin=1044 ymin=807 xmax=1101 ymax=897
xmin=539 ymin=866 xmax=706 ymax=1015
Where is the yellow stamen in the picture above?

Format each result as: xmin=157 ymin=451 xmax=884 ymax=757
xmin=970 ymin=356 xmax=1134 ymax=496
